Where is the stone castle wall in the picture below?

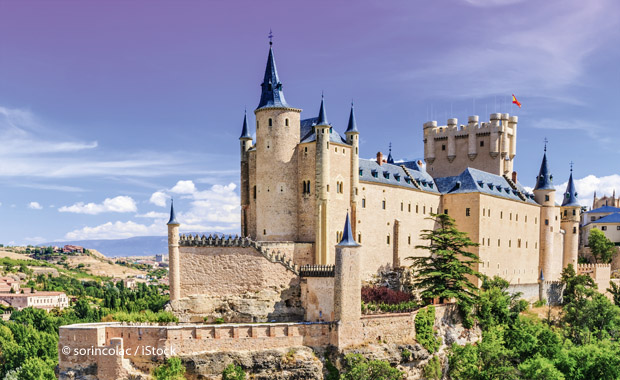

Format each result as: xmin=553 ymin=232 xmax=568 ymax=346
xmin=577 ymin=263 xmax=612 ymax=295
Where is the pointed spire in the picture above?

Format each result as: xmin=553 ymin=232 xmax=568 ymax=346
xmin=257 ymin=40 xmax=290 ymax=110
xmin=337 ymin=212 xmax=360 ymax=247
xmin=387 ymin=142 xmax=394 ymax=164
xmin=316 ymin=93 xmax=329 ymax=126
xmin=167 ymin=199 xmax=179 ymax=225
xmin=539 ymin=269 xmax=544 ymax=282
xmin=562 ymin=164 xmax=579 ymax=207
xmin=239 ymin=109 xmax=252 ymax=140
xmin=345 ymin=101 xmax=359 ymax=134
xmin=534 ymin=144 xmax=554 ymax=191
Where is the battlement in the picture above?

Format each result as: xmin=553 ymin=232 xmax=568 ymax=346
xmin=577 ymin=263 xmax=612 ymax=271
xmin=299 ymin=265 xmax=335 ymax=277
xmin=179 ymin=234 xmax=299 ymax=275
xmin=423 ymin=113 xmax=518 ymax=178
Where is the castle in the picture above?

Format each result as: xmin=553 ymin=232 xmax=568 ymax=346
xmin=58 ymin=42 xmax=613 ymax=379
xmin=165 ymin=41 xmax=592 ymax=316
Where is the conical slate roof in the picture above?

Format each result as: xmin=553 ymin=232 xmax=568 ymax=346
xmin=257 ymin=45 xmax=289 ymax=110
xmin=534 ymin=152 xmax=554 ymax=190
xmin=316 ymin=94 xmax=329 ymax=126
xmin=167 ymin=200 xmax=179 ymax=225
xmin=239 ymin=111 xmax=251 ymax=140
xmin=337 ymin=212 xmax=360 ymax=247
xmin=562 ymin=170 xmax=580 ymax=207
xmin=345 ymin=103 xmax=359 ymax=134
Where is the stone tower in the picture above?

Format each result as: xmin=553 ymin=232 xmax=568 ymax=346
xmin=561 ymin=166 xmax=580 ymax=269
xmin=344 ymin=103 xmax=360 ymax=237
xmin=334 ymin=212 xmax=361 ymax=323
xmin=239 ymin=111 xmax=253 ymax=237
xmin=167 ymin=200 xmax=181 ymax=302
xmin=254 ymin=42 xmax=302 ymax=241
xmin=533 ymin=146 xmax=560 ymax=281
xmin=423 ymin=113 xmax=517 ymax=178
xmin=315 ymin=95 xmax=332 ymax=264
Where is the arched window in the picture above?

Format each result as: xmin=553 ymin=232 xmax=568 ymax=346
xmin=268 ymin=118 xmax=273 ymax=126
xmin=285 ymin=118 xmax=289 ymax=126
xmin=253 ymin=186 xmax=256 ymax=199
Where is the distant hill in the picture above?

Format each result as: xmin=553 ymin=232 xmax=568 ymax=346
xmin=41 ymin=232 xmax=222 ymax=257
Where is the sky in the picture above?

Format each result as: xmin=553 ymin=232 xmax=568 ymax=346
xmin=0 ymin=0 xmax=619 ymax=245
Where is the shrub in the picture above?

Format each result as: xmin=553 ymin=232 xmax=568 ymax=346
xmin=151 ymin=357 xmax=185 ymax=380
xmin=340 ymin=354 xmax=403 ymax=380
xmin=533 ymin=299 xmax=547 ymax=308
xmin=361 ymin=285 xmax=412 ymax=305
xmin=415 ymin=306 xmax=440 ymax=353
xmin=423 ymin=356 xmax=442 ymax=380
xmin=401 ymin=348 xmax=411 ymax=362
xmin=222 ymin=363 xmax=246 ymax=380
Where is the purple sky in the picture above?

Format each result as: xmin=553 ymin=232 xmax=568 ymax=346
xmin=1 ymin=0 xmax=619 ymax=245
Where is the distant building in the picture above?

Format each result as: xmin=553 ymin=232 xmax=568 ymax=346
xmin=155 ymin=254 xmax=163 ymax=262
xmin=63 ymin=245 xmax=84 ymax=254
xmin=581 ymin=205 xmax=620 ymax=246
xmin=123 ymin=278 xmax=137 ymax=289
xmin=593 ymin=190 xmax=620 ymax=209
xmin=0 ymin=290 xmax=69 ymax=311
xmin=0 ymin=276 xmax=20 ymax=293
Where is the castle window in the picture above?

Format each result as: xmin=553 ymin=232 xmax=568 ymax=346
xmin=444 ymin=209 xmax=448 ymax=215
xmin=327 ymin=185 xmax=330 ymax=192
xmin=487 ymin=238 xmax=490 ymax=246
xmin=564 ymin=210 xmax=567 ymax=217
xmin=253 ymin=186 xmax=256 ymax=199
xmin=518 ymin=239 xmax=521 ymax=248
xmin=269 ymin=118 xmax=272 ymax=126
xmin=359 ymin=169 xmax=363 ymax=176
xmin=480 ymin=140 xmax=484 ymax=147
xmin=617 ymin=226 xmax=620 ymax=230
xmin=591 ymin=217 xmax=595 ymax=222
xmin=256 ymin=121 xmax=259 ymax=129
xmin=466 ymin=208 xmax=470 ymax=217
xmin=387 ymin=235 xmax=390 ymax=245
xmin=263 ymin=229 xmax=266 ymax=235
xmin=442 ymin=144 xmax=446 ymax=151
xmin=526 ymin=241 xmax=528 ymax=248
xmin=545 ymin=195 xmax=550 ymax=202
xmin=535 ymin=217 xmax=538 ymax=224
xmin=362 ymin=198 xmax=366 ymax=208
xmin=358 ymin=233 xmax=362 ymax=243
xmin=525 ymin=215 xmax=528 ymax=223
xmin=510 ymin=213 xmax=512 ymax=220
xmin=573 ymin=209 xmax=576 ymax=216
xmin=408 ymin=235 xmax=411 ymax=245
xmin=545 ymin=219 xmax=549 ymax=226
xmin=498 ymin=239 xmax=501 ymax=247
xmin=305 ymin=147 xmax=308 ymax=153
xmin=372 ymin=170 xmax=378 ymax=178
xmin=408 ymin=203 xmax=411 ymax=212
xmin=602 ymin=226 xmax=607 ymax=231
xmin=500 ymin=211 xmax=503 ymax=219
xmin=509 ymin=240 xmax=512 ymax=247
xmin=574 ymin=227 xmax=578 ymax=233
xmin=430 ymin=207 xmax=433 ymax=214
xmin=285 ymin=118 xmax=289 ymax=126
xmin=382 ymin=200 xmax=386 ymax=210
xmin=423 ymin=206 xmax=426 ymax=214
xmin=335 ymin=147 xmax=337 ymax=152
xmin=416 ymin=205 xmax=419 ymax=213
xmin=483 ymin=208 xmax=485 ymax=216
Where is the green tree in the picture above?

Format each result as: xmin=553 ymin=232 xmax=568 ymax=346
xmin=560 ymin=264 xmax=596 ymax=305
xmin=222 ymin=363 xmax=246 ymax=380
xmin=15 ymin=357 xmax=55 ymax=380
xmin=151 ymin=357 xmax=185 ymax=380
xmin=407 ymin=213 xmax=482 ymax=322
xmin=588 ymin=229 xmax=615 ymax=264
xmin=608 ymin=281 xmax=620 ymax=306
xmin=518 ymin=356 xmax=565 ymax=380
xmin=339 ymin=354 xmax=403 ymax=380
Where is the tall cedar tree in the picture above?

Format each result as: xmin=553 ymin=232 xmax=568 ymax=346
xmin=407 ymin=213 xmax=482 ymax=304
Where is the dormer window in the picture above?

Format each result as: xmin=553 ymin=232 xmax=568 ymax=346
xmin=394 ymin=174 xmax=401 ymax=181
xmin=359 ymin=169 xmax=363 ymax=176
xmin=383 ymin=171 xmax=390 ymax=179
xmin=371 ymin=170 xmax=378 ymax=178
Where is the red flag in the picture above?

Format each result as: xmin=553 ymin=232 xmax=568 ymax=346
xmin=512 ymin=94 xmax=521 ymax=108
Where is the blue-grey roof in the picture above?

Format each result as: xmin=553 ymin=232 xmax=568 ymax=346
xmin=299 ymin=117 xmax=347 ymax=144
xmin=434 ymin=167 xmax=537 ymax=204
xmin=337 ymin=213 xmax=360 ymax=247
xmin=534 ymin=152 xmax=554 ymax=190
xmin=585 ymin=205 xmax=620 ymax=214
xmin=592 ymin=212 xmax=620 ymax=224
xmin=167 ymin=200 xmax=179 ymax=225
xmin=345 ymin=104 xmax=359 ymax=134
xmin=239 ymin=111 xmax=251 ymax=139
xmin=561 ymin=172 xmax=580 ymax=207
xmin=256 ymin=46 xmax=290 ymax=110
xmin=358 ymin=159 xmax=438 ymax=193
xmin=316 ymin=95 xmax=329 ymax=126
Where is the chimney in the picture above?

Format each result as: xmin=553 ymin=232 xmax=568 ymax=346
xmin=512 ymin=171 xmax=518 ymax=183
xmin=376 ymin=152 xmax=383 ymax=166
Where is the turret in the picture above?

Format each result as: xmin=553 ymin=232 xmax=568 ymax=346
xmin=533 ymin=144 xmax=561 ymax=281
xmin=561 ymin=165 xmax=580 ymax=268
xmin=315 ymin=95 xmax=331 ymax=264
xmin=239 ymin=111 xmax=253 ymax=237
xmin=387 ymin=143 xmax=394 ymax=164
xmin=254 ymin=41 xmax=302 ymax=241
xmin=345 ymin=103 xmax=360 ymax=237
xmin=167 ymin=200 xmax=181 ymax=302
xmin=334 ymin=213 xmax=361 ymax=323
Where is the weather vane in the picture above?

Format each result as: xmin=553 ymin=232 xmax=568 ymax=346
xmin=268 ymin=29 xmax=273 ymax=45
xmin=389 ymin=142 xmax=392 ymax=154
xmin=570 ymin=161 xmax=574 ymax=172
xmin=543 ymin=137 xmax=548 ymax=152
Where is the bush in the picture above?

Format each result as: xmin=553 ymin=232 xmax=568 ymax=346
xmin=415 ymin=306 xmax=440 ymax=353
xmin=151 ymin=357 xmax=185 ymax=380
xmin=340 ymin=354 xmax=403 ymax=380
xmin=103 ymin=310 xmax=178 ymax=323
xmin=423 ymin=356 xmax=442 ymax=380
xmin=222 ymin=363 xmax=246 ymax=380
xmin=361 ymin=285 xmax=412 ymax=305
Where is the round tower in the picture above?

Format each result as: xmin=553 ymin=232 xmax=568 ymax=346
xmin=254 ymin=43 xmax=302 ymax=241
xmin=239 ymin=111 xmax=253 ymax=237
xmin=533 ymin=145 xmax=558 ymax=281
xmin=167 ymin=200 xmax=181 ymax=302
xmin=345 ymin=103 xmax=360 ymax=237
xmin=315 ymin=95 xmax=331 ymax=264
xmin=561 ymin=165 xmax=581 ymax=268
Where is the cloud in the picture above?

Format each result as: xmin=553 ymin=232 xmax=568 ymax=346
xmin=135 ymin=211 xmax=169 ymax=219
xmin=58 ymin=196 xmax=137 ymax=215
xmin=28 ymin=202 xmax=43 ymax=210
xmin=171 ymin=180 xmax=197 ymax=194
xmin=149 ymin=191 xmax=168 ymax=207
xmin=554 ymin=174 xmax=620 ymax=208
xmin=65 ymin=221 xmax=166 ymax=240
